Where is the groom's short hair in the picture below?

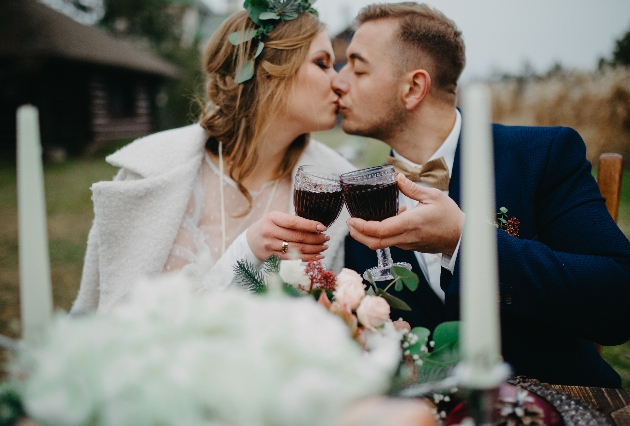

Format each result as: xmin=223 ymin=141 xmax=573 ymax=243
xmin=355 ymin=2 xmax=465 ymax=96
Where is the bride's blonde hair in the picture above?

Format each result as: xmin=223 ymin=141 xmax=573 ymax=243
xmin=200 ymin=10 xmax=324 ymax=214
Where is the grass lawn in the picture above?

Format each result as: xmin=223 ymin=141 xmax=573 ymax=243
xmin=1 ymin=128 xmax=629 ymax=387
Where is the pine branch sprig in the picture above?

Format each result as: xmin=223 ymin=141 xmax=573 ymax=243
xmin=262 ymin=255 xmax=281 ymax=276
xmin=233 ymin=259 xmax=267 ymax=293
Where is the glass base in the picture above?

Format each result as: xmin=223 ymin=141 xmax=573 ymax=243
xmin=363 ymin=262 xmax=412 ymax=282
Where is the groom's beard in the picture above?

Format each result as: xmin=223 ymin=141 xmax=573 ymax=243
xmin=340 ymin=100 xmax=406 ymax=144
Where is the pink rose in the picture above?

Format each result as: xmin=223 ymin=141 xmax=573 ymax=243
xmin=334 ymin=269 xmax=366 ymax=310
xmin=336 ymin=268 xmax=364 ymax=288
xmin=356 ymin=295 xmax=390 ymax=331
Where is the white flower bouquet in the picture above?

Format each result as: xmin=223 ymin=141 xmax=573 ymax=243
xmin=234 ymin=257 xmax=461 ymax=387
xmin=6 ymin=273 xmax=404 ymax=426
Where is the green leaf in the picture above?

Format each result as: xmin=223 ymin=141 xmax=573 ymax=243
xmin=254 ymin=42 xmax=264 ymax=58
xmin=234 ymin=60 xmax=255 ymax=83
xmin=377 ymin=289 xmax=411 ymax=311
xmin=0 ymin=384 xmax=26 ymax=425
xmin=259 ymin=11 xmax=280 ymax=20
xmin=394 ymin=280 xmax=403 ymax=292
xmin=364 ymin=270 xmax=378 ymax=293
xmin=256 ymin=23 xmax=275 ymax=37
xmin=282 ymin=284 xmax=303 ymax=296
xmin=499 ymin=207 xmax=508 ymax=213
xmin=406 ymin=327 xmax=430 ymax=356
xmin=366 ymin=287 xmax=376 ymax=296
xmin=499 ymin=218 xmax=507 ymax=224
xmin=391 ymin=266 xmax=419 ymax=292
xmin=432 ymin=321 xmax=459 ymax=350
xmin=282 ymin=12 xmax=298 ymax=20
xmin=248 ymin=5 xmax=268 ymax=25
xmin=228 ymin=29 xmax=256 ymax=45
xmin=248 ymin=0 xmax=269 ymax=8
xmin=415 ymin=341 xmax=460 ymax=383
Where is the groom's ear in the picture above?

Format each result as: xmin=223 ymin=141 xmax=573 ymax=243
xmin=401 ymin=69 xmax=431 ymax=111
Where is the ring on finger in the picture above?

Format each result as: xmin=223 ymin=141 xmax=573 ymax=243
xmin=281 ymin=241 xmax=289 ymax=254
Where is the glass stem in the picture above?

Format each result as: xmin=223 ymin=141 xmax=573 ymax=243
xmin=376 ymin=247 xmax=393 ymax=269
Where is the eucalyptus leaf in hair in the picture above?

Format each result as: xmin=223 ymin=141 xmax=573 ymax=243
xmin=234 ymin=60 xmax=255 ymax=84
xmin=255 ymin=42 xmax=265 ymax=58
xmin=259 ymin=11 xmax=281 ymax=20
xmin=228 ymin=0 xmax=319 ymax=83
xmin=228 ymin=28 xmax=257 ymax=45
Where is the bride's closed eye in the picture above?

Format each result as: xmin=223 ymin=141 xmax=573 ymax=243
xmin=311 ymin=50 xmax=334 ymax=70
xmin=315 ymin=57 xmax=332 ymax=70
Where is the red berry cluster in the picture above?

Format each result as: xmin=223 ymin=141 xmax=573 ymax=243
xmin=505 ymin=217 xmax=520 ymax=237
xmin=305 ymin=260 xmax=337 ymax=291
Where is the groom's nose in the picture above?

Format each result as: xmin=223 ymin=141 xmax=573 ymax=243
xmin=332 ymin=65 xmax=349 ymax=96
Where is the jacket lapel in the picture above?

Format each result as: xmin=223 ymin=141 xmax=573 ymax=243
xmin=93 ymin=155 xmax=203 ymax=312
xmin=91 ymin=126 xmax=207 ymax=312
xmin=448 ymin=135 xmax=461 ymax=207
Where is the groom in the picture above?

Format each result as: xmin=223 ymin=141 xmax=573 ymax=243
xmin=335 ymin=2 xmax=630 ymax=388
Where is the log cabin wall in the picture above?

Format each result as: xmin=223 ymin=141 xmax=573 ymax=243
xmin=0 ymin=61 xmax=161 ymax=159
xmin=90 ymin=71 xmax=155 ymax=146
xmin=0 ymin=0 xmax=180 ymax=160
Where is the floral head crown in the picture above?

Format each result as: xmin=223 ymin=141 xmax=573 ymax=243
xmin=228 ymin=0 xmax=318 ymax=83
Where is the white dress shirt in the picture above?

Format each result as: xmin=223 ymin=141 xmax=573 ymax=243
xmin=392 ymin=109 xmax=462 ymax=302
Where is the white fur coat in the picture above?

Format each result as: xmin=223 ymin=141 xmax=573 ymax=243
xmin=71 ymin=124 xmax=355 ymax=314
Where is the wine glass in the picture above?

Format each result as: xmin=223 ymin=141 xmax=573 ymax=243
xmin=294 ymin=165 xmax=344 ymax=228
xmin=340 ymin=164 xmax=412 ymax=281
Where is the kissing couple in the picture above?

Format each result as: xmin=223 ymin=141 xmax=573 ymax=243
xmin=72 ymin=1 xmax=630 ymax=388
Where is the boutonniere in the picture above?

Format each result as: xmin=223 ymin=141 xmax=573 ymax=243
xmin=495 ymin=207 xmax=520 ymax=237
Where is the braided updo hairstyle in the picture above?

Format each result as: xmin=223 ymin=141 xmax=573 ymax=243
xmin=200 ymin=10 xmax=324 ymax=214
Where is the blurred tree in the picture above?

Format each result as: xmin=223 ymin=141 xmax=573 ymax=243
xmin=99 ymin=0 xmax=205 ymax=130
xmin=599 ymin=26 xmax=630 ymax=69
xmin=611 ymin=27 xmax=630 ymax=67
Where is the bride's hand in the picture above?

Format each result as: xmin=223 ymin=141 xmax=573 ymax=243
xmin=246 ymin=211 xmax=330 ymax=261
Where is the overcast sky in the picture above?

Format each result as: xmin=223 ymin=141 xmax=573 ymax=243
xmin=311 ymin=0 xmax=630 ymax=82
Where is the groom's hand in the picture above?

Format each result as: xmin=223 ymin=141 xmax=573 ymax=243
xmin=347 ymin=174 xmax=464 ymax=255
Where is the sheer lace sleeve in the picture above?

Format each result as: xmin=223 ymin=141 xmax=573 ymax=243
xmin=163 ymin=152 xmax=292 ymax=289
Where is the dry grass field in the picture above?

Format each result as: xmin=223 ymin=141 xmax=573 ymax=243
xmin=491 ymin=67 xmax=630 ymax=168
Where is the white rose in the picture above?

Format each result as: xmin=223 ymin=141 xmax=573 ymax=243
xmin=333 ymin=270 xmax=366 ymax=310
xmin=356 ymin=296 xmax=390 ymax=331
xmin=279 ymin=259 xmax=310 ymax=290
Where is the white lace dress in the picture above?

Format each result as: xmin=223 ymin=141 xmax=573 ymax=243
xmin=163 ymin=152 xmax=293 ymax=290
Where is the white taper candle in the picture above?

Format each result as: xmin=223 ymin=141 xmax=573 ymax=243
xmin=459 ymin=84 xmax=502 ymax=388
xmin=17 ymin=105 xmax=53 ymax=345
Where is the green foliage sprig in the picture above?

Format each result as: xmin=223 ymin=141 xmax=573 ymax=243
xmin=0 ymin=383 xmax=26 ymax=426
xmin=228 ymin=0 xmax=318 ymax=83
xmin=233 ymin=258 xmax=267 ymax=292
xmin=364 ymin=266 xmax=419 ymax=311
xmin=233 ymin=255 xmax=302 ymax=296
xmin=393 ymin=321 xmax=461 ymax=391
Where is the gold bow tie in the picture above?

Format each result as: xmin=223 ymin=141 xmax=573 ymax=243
xmin=385 ymin=156 xmax=450 ymax=190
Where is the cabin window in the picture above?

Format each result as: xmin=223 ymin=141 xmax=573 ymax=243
xmin=108 ymin=78 xmax=136 ymax=117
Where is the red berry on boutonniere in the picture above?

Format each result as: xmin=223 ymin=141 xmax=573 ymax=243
xmin=495 ymin=207 xmax=520 ymax=237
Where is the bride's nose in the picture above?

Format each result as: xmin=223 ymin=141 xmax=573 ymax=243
xmin=332 ymin=69 xmax=348 ymax=95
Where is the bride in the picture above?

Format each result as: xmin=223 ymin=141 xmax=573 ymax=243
xmin=71 ymin=3 xmax=354 ymax=314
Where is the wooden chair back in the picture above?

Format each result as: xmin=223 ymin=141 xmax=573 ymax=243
xmin=597 ymin=153 xmax=624 ymax=222
xmin=594 ymin=153 xmax=624 ymax=355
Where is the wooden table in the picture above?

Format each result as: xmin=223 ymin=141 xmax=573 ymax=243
xmin=548 ymin=385 xmax=630 ymax=425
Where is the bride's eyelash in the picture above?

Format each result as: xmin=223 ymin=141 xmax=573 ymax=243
xmin=316 ymin=60 xmax=330 ymax=69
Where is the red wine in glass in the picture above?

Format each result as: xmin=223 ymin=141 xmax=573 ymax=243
xmin=340 ymin=165 xmax=412 ymax=281
xmin=294 ymin=166 xmax=343 ymax=228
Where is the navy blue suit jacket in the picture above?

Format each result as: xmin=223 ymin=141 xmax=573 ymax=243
xmin=344 ymin=124 xmax=630 ymax=388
